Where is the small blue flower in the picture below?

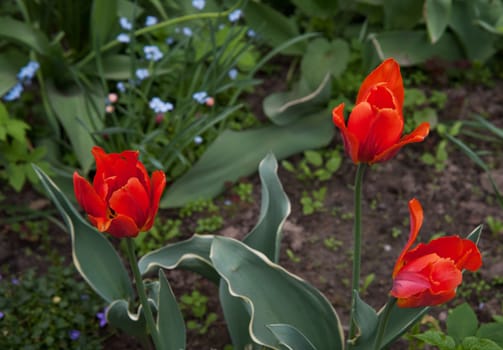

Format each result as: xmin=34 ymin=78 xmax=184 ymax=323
xmin=3 ymin=83 xmax=24 ymax=102
xmin=182 ymin=27 xmax=193 ymax=37
xmin=149 ymin=97 xmax=174 ymax=113
xmin=135 ymin=68 xmax=149 ymax=81
xmin=69 ymin=330 xmax=80 ymax=341
xmin=96 ymin=310 xmax=107 ymax=328
xmin=145 ymin=16 xmax=158 ymax=27
xmin=17 ymin=61 xmax=39 ymax=82
xmin=247 ymin=29 xmax=256 ymax=38
xmin=192 ymin=91 xmax=208 ymax=104
xmin=119 ymin=17 xmax=133 ymax=30
xmin=192 ymin=0 xmax=205 ymax=10
xmin=228 ymin=68 xmax=238 ymax=80
xmin=194 ymin=135 xmax=203 ymax=144
xmin=224 ymin=199 xmax=232 ymax=206
xmin=144 ymin=45 xmax=163 ymax=62
xmin=116 ymin=81 xmax=126 ymax=93
xmin=166 ymin=37 xmax=174 ymax=45
xmin=228 ymin=9 xmax=242 ymax=22
xmin=117 ymin=33 xmax=130 ymax=43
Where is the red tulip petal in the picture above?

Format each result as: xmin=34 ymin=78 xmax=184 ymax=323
xmin=391 ymin=270 xmax=430 ymax=298
xmin=357 ymin=58 xmax=404 ymax=110
xmin=107 ymin=214 xmax=140 ymax=238
xmin=392 ymin=198 xmax=423 ymax=277
xmin=93 ymin=146 xmax=141 ymax=193
xmin=332 ymin=103 xmax=360 ymax=164
xmin=347 ymin=102 xmax=374 ymax=144
xmin=373 ymin=122 xmax=430 ymax=163
xmin=366 ymin=86 xmax=396 ymax=110
xmin=396 ymin=289 xmax=456 ymax=308
xmin=109 ymin=177 xmax=150 ymax=229
xmin=429 ymin=259 xmax=462 ymax=294
xmin=361 ymin=109 xmax=403 ymax=162
xmin=73 ymin=172 xmax=108 ymax=222
xmin=142 ymin=170 xmax=167 ymax=231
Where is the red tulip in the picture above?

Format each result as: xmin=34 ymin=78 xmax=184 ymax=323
xmin=332 ymin=58 xmax=430 ymax=164
xmin=73 ymin=146 xmax=166 ymax=238
xmin=391 ymin=199 xmax=482 ymax=308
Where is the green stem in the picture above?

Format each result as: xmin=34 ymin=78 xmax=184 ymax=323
xmin=347 ymin=163 xmax=366 ymax=348
xmin=126 ymin=238 xmax=161 ymax=349
xmin=373 ymin=297 xmax=397 ymax=350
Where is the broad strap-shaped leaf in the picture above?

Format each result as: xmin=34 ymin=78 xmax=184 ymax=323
xmin=157 ymin=270 xmax=186 ymax=350
xmin=90 ymin=0 xmax=118 ymax=50
xmin=352 ymin=291 xmax=378 ymax=346
xmin=211 ymin=236 xmax=344 ymax=350
xmin=162 ymin=110 xmax=334 ymax=208
xmin=46 ymin=82 xmax=104 ymax=173
xmin=138 ymin=235 xmax=219 ymax=283
xmin=243 ymin=153 xmax=291 ymax=263
xmin=107 ymin=299 xmax=148 ymax=339
xmin=267 ymin=324 xmax=317 ymax=350
xmin=425 ymin=0 xmax=452 ymax=43
xmin=0 ymin=17 xmax=51 ymax=55
xmin=33 ymin=165 xmax=134 ymax=303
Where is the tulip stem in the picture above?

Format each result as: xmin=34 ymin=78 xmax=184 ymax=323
xmin=373 ymin=297 xmax=396 ymax=350
xmin=126 ymin=238 xmax=162 ymax=350
xmin=347 ymin=163 xmax=366 ymax=347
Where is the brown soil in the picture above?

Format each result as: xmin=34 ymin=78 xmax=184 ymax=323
xmin=2 ymin=80 xmax=503 ymax=350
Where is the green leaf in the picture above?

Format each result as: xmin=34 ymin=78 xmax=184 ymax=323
xmin=353 ymin=292 xmax=378 ymax=346
xmin=211 ymin=236 xmax=344 ymax=350
xmin=0 ymin=52 xmax=24 ymax=96
xmin=46 ymin=83 xmax=104 ymax=173
xmin=0 ymin=17 xmax=51 ymax=56
xmin=477 ymin=322 xmax=503 ymax=347
xmin=162 ymin=110 xmax=334 ymax=208
xmin=32 ymin=165 xmax=134 ymax=303
xmin=244 ymin=2 xmax=304 ymax=56
xmin=243 ymin=153 xmax=291 ymax=263
xmin=220 ymin=153 xmax=291 ymax=349
xmin=263 ymin=76 xmax=331 ymax=126
xmin=138 ymin=235 xmax=219 ymax=283
xmin=85 ymin=54 xmax=133 ymax=80
xmin=6 ymin=164 xmax=26 ymax=192
xmin=157 ymin=270 xmax=186 ymax=350
xmin=363 ymin=30 xmax=463 ymax=68
xmin=107 ymin=299 xmax=148 ymax=338
xmin=383 ymin=0 xmax=424 ymax=30
xmin=414 ymin=330 xmax=456 ymax=349
xmin=90 ymin=0 xmax=118 ymax=49
xmin=425 ymin=0 xmax=452 ymax=43
xmin=290 ymin=0 xmax=339 ymax=17
xmin=447 ymin=303 xmax=478 ymax=344
xmin=5 ymin=118 xmax=30 ymax=143
xmin=267 ymin=324 xmax=317 ymax=350
xmin=461 ymin=336 xmax=503 ymax=350
xmin=301 ymin=38 xmax=350 ymax=88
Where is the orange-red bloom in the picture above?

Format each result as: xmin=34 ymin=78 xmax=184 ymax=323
xmin=73 ymin=146 xmax=166 ymax=238
xmin=332 ymin=58 xmax=430 ymax=164
xmin=391 ymin=199 xmax=482 ymax=308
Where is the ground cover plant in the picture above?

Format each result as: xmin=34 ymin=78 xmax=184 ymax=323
xmin=1 ymin=0 xmax=503 ymax=349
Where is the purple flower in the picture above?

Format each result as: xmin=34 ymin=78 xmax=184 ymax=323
xmin=119 ymin=17 xmax=133 ymax=30
xmin=2 ymin=83 xmax=23 ymax=102
xmin=69 ymin=330 xmax=80 ymax=340
xmin=0 ymin=311 xmax=4 ymax=319
xmin=117 ymin=33 xmax=130 ymax=43
xmin=11 ymin=278 xmax=19 ymax=285
xmin=192 ymin=0 xmax=205 ymax=10
xmin=96 ymin=311 xmax=107 ymax=328
xmin=145 ymin=16 xmax=158 ymax=27
xmin=144 ymin=45 xmax=163 ymax=62
xmin=228 ymin=9 xmax=242 ymax=22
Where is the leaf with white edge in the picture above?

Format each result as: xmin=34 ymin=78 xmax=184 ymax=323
xmin=107 ymin=299 xmax=151 ymax=338
xmin=263 ymin=76 xmax=331 ymax=126
xmin=210 ymin=236 xmax=344 ymax=350
xmin=157 ymin=270 xmax=186 ymax=350
xmin=352 ymin=291 xmax=378 ymax=346
xmin=138 ymin=235 xmax=219 ymax=283
xmin=162 ymin=110 xmax=333 ymax=208
xmin=425 ymin=0 xmax=452 ymax=43
xmin=33 ymin=165 xmax=134 ymax=303
xmin=268 ymin=324 xmax=317 ymax=350
xmin=243 ymin=153 xmax=291 ymax=263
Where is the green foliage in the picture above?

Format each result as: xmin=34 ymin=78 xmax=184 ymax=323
xmin=135 ymin=218 xmax=182 ymax=256
xmin=233 ymin=181 xmax=254 ymax=203
xmin=180 ymin=290 xmax=218 ymax=335
xmin=413 ymin=303 xmax=503 ymax=349
xmin=195 ymin=215 xmax=224 ymax=233
xmin=300 ymin=187 xmax=327 ymax=215
xmin=0 ymin=262 xmax=105 ymax=349
xmin=282 ymin=148 xmax=342 ymax=182
xmin=486 ymin=216 xmax=503 ymax=236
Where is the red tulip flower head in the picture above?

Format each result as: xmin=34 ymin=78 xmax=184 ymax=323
xmin=332 ymin=58 xmax=430 ymax=164
xmin=73 ymin=146 xmax=166 ymax=238
xmin=391 ymin=199 xmax=482 ymax=308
